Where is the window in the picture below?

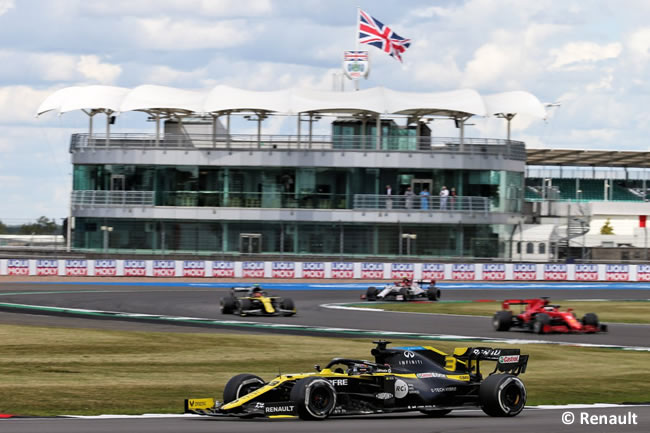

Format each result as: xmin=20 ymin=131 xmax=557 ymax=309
xmin=526 ymin=242 xmax=534 ymax=254
xmin=538 ymin=243 xmax=546 ymax=254
xmin=516 ymin=242 xmax=521 ymax=254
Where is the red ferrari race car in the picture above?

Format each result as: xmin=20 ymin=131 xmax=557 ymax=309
xmin=492 ymin=297 xmax=608 ymax=334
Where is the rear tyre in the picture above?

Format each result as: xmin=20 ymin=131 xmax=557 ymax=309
xmin=220 ymin=296 xmax=236 ymax=314
xmin=223 ymin=373 xmax=265 ymax=403
xmin=366 ymin=286 xmax=377 ymax=301
xmin=421 ymin=409 xmax=452 ymax=417
xmin=533 ymin=313 xmax=550 ymax=334
xmin=281 ymin=298 xmax=296 ymax=316
xmin=400 ymin=287 xmax=410 ymax=301
xmin=238 ymin=299 xmax=252 ymax=317
xmin=427 ymin=286 xmax=439 ymax=301
xmin=582 ymin=313 xmax=599 ymax=327
xmin=479 ymin=374 xmax=527 ymax=417
xmin=493 ymin=311 xmax=513 ymax=331
xmin=290 ymin=377 xmax=337 ymax=420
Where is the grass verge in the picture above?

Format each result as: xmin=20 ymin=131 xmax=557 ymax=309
xmin=358 ymin=300 xmax=650 ymax=324
xmin=0 ymin=324 xmax=649 ymax=416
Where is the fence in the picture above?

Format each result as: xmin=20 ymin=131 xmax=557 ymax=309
xmin=0 ymin=260 xmax=641 ymax=281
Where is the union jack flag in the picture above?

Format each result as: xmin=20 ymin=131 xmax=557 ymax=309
xmin=358 ymin=9 xmax=411 ymax=62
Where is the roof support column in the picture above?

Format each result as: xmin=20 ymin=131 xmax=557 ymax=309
xmin=212 ymin=115 xmax=217 ymax=148
xmin=376 ymin=114 xmax=381 ymax=150
xmin=296 ymin=113 xmax=301 ymax=149
xmin=308 ymin=113 xmax=313 ymax=149
xmin=257 ymin=113 xmax=262 ymax=149
xmin=226 ymin=113 xmax=231 ymax=149
xmin=105 ymin=111 xmax=112 ymax=146
xmin=154 ymin=114 xmax=160 ymax=147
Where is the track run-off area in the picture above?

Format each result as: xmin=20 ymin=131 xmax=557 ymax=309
xmin=1 ymin=279 xmax=649 ymax=433
xmin=1 ymin=280 xmax=650 ymax=350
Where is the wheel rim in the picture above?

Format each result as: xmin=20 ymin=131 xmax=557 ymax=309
xmin=310 ymin=387 xmax=330 ymax=411
xmin=500 ymin=380 xmax=525 ymax=414
xmin=237 ymin=379 xmax=263 ymax=399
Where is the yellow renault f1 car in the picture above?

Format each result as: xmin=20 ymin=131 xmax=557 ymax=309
xmin=185 ymin=341 xmax=528 ymax=420
xmin=220 ymin=285 xmax=296 ymax=317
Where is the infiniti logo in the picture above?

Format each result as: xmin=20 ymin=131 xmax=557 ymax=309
xmin=403 ymin=351 xmax=415 ymax=358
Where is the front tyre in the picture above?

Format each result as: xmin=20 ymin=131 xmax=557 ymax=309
xmin=366 ymin=286 xmax=377 ymax=301
xmin=582 ymin=312 xmax=599 ymax=327
xmin=479 ymin=374 xmax=526 ymax=417
xmin=223 ymin=373 xmax=265 ymax=403
xmin=290 ymin=377 xmax=337 ymax=420
xmin=220 ymin=296 xmax=236 ymax=314
xmin=533 ymin=313 xmax=550 ymax=334
xmin=426 ymin=286 xmax=439 ymax=301
xmin=281 ymin=298 xmax=296 ymax=316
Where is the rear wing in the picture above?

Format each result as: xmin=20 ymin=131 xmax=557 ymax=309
xmin=453 ymin=347 xmax=528 ymax=376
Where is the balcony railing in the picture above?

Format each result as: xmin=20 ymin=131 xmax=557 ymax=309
xmin=70 ymin=133 xmax=526 ymax=160
xmin=353 ymin=194 xmax=490 ymax=214
xmin=72 ymin=190 xmax=155 ymax=207
xmin=158 ymin=191 xmax=349 ymax=209
xmin=70 ymin=190 xmax=494 ymax=214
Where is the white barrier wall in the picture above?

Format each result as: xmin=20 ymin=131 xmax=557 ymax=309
xmin=0 ymin=259 xmax=645 ymax=281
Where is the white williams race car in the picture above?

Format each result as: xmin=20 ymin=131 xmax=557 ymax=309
xmin=362 ymin=278 xmax=440 ymax=302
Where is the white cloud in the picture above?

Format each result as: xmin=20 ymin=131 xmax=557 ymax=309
xmin=550 ymin=41 xmax=622 ymax=70
xmin=76 ymin=55 xmax=122 ymax=84
xmin=80 ymin=0 xmax=272 ymax=17
xmin=626 ymin=27 xmax=650 ymax=60
xmin=0 ymin=86 xmax=53 ymax=123
xmin=131 ymin=17 xmax=260 ymax=50
xmin=0 ymin=0 xmax=13 ymax=15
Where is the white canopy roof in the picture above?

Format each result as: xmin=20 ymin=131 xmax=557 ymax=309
xmin=483 ymin=91 xmax=547 ymax=118
xmin=37 ymin=85 xmax=546 ymax=119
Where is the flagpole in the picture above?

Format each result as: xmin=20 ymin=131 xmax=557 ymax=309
xmin=354 ymin=7 xmax=360 ymax=91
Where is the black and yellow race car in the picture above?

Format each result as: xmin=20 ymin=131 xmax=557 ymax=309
xmin=185 ymin=340 xmax=528 ymax=420
xmin=220 ymin=285 xmax=296 ymax=317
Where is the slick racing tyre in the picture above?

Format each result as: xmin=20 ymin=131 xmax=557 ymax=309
xmin=582 ymin=313 xmax=599 ymax=327
xmin=479 ymin=374 xmax=526 ymax=417
xmin=366 ymin=286 xmax=377 ymax=301
xmin=223 ymin=373 xmax=265 ymax=403
xmin=220 ymin=296 xmax=236 ymax=314
xmin=426 ymin=286 xmax=440 ymax=301
xmin=400 ymin=287 xmax=410 ymax=301
xmin=493 ymin=311 xmax=513 ymax=331
xmin=533 ymin=313 xmax=550 ymax=334
xmin=290 ymin=377 xmax=337 ymax=420
xmin=281 ymin=298 xmax=296 ymax=316
xmin=238 ymin=299 xmax=252 ymax=317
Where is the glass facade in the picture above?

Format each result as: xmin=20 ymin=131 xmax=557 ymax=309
xmin=73 ymin=164 xmax=523 ymax=211
xmin=73 ymin=217 xmax=507 ymax=258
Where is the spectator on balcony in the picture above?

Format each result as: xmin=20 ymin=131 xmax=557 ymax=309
xmin=450 ymin=187 xmax=457 ymax=209
xmin=385 ymin=185 xmax=392 ymax=209
xmin=404 ymin=186 xmax=414 ymax=209
xmin=420 ymin=187 xmax=430 ymax=210
xmin=440 ymin=186 xmax=449 ymax=210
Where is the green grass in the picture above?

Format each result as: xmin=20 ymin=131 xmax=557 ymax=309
xmin=358 ymin=300 xmax=650 ymax=324
xmin=0 ymin=324 xmax=649 ymax=416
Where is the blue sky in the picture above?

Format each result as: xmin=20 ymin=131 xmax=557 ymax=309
xmin=1 ymin=0 xmax=650 ymax=221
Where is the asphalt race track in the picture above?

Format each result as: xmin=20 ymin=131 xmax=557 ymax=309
xmin=1 ymin=280 xmax=650 ymax=433
xmin=1 ymin=281 xmax=649 ymax=348
xmin=1 ymin=406 xmax=649 ymax=433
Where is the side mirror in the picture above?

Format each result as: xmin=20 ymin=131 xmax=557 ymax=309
xmin=314 ymin=364 xmax=321 ymax=372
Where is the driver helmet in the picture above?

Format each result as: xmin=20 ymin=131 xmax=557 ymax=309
xmin=251 ymin=285 xmax=263 ymax=296
xmin=402 ymin=277 xmax=412 ymax=285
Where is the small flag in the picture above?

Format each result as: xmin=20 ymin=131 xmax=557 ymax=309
xmin=358 ymin=9 xmax=411 ymax=62
xmin=640 ymin=215 xmax=646 ymax=228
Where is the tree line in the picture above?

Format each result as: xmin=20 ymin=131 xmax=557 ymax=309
xmin=0 ymin=217 xmax=61 ymax=235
